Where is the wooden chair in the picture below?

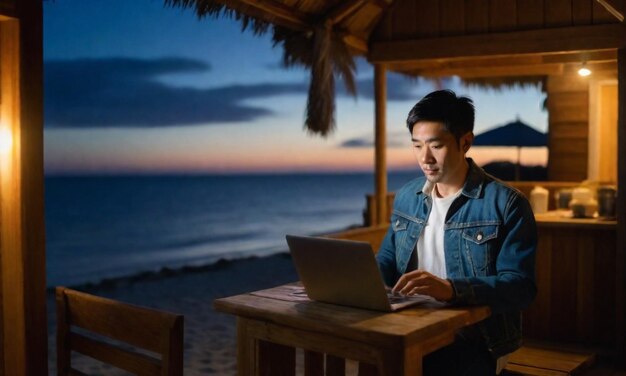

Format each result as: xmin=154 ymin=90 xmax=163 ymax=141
xmin=56 ymin=286 xmax=184 ymax=375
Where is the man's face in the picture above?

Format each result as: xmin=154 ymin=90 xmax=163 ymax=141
xmin=411 ymin=121 xmax=470 ymax=186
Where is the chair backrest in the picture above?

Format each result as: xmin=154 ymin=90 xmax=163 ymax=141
xmin=56 ymin=287 xmax=184 ymax=376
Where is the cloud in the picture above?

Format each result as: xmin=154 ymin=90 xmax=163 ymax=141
xmin=339 ymin=131 xmax=410 ymax=149
xmin=45 ymin=57 xmax=310 ymax=128
xmin=45 ymin=57 xmax=424 ymax=128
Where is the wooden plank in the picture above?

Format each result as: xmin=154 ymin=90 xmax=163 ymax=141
xmin=0 ymin=18 xmax=26 ymax=376
xmin=237 ymin=319 xmax=256 ymax=376
xmin=1 ymin=1 xmax=47 ymax=371
xmin=546 ymin=74 xmax=590 ymax=93
xmin=326 ymin=355 xmax=345 ymax=376
xmin=523 ymin=227 xmax=552 ymax=339
xmin=69 ymin=333 xmax=162 ymax=375
xmin=503 ymin=363 xmax=568 ymax=375
xmin=548 ymin=138 xmax=589 ymax=154
xmin=369 ymin=23 xmax=625 ymax=63
xmin=594 ymin=230 xmax=617 ymax=344
xmin=419 ymin=62 xmax=563 ymax=77
xmin=516 ymin=0 xmax=544 ymax=29
xmin=391 ymin=0 xmax=417 ymax=38
xmin=64 ymin=288 xmax=182 ymax=354
xmin=259 ymin=340 xmax=295 ymax=376
xmin=15 ymin=1 xmax=47 ymax=374
xmin=549 ymin=106 xmax=589 ymax=122
xmin=596 ymin=0 xmax=624 ymax=22
xmin=549 ymin=122 xmax=590 ymax=138
xmin=572 ymin=0 xmax=593 ymax=25
xmin=489 ymin=0 xmax=516 ymax=32
xmin=439 ymin=0 xmax=464 ymax=36
xmin=576 ymin=235 xmax=595 ymax=342
xmin=548 ymin=91 xmax=590 ymax=107
xmin=616 ymin=47 xmax=626 ymax=367
xmin=544 ymin=0 xmax=573 ymax=27
xmin=464 ymin=0 xmax=488 ymax=33
xmin=358 ymin=362 xmax=378 ymax=375
xmin=508 ymin=345 xmax=596 ymax=373
xmin=550 ymin=230 xmax=580 ymax=341
xmin=414 ymin=0 xmax=438 ymax=37
xmin=246 ymin=317 xmax=387 ymax=365
xmin=593 ymin=0 xmax=621 ymax=23
xmin=304 ymin=350 xmax=324 ymax=376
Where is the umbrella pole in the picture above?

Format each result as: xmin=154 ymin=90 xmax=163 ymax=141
xmin=515 ymin=147 xmax=521 ymax=180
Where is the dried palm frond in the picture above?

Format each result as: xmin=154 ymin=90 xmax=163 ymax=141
xmin=164 ymin=0 xmax=271 ymax=35
xmin=305 ymin=25 xmax=335 ymax=136
xmin=164 ymin=0 xmax=358 ymax=136
xmin=273 ymin=26 xmax=356 ymax=136
xmin=460 ymin=76 xmax=544 ymax=91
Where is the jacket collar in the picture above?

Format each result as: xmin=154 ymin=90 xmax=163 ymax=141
xmin=417 ymin=158 xmax=484 ymax=199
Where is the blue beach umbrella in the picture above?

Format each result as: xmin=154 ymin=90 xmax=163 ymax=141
xmin=473 ymin=118 xmax=547 ymax=180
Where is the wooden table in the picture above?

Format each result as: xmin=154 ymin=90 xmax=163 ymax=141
xmin=214 ymin=283 xmax=490 ymax=375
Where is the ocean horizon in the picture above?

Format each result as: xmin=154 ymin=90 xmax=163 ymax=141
xmin=45 ymin=171 xmax=421 ymax=287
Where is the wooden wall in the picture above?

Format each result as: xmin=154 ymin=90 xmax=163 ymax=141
xmin=546 ymin=71 xmax=590 ymax=181
xmin=372 ymin=0 xmax=620 ymax=41
xmin=524 ymin=223 xmax=619 ymax=353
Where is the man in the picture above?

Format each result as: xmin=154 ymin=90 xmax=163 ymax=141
xmin=376 ymin=90 xmax=537 ymax=375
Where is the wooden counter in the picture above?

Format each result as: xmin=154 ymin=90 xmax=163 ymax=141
xmin=524 ymin=212 xmax=619 ymax=356
xmin=534 ymin=212 xmax=617 ymax=229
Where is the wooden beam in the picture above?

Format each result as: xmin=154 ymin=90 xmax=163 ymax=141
xmin=596 ymin=0 xmax=624 ymax=22
xmin=220 ymin=0 xmax=313 ymax=30
xmin=342 ymin=33 xmax=368 ymax=53
xmin=325 ymin=0 xmax=367 ymax=25
xmin=369 ymin=23 xmax=626 ymax=63
xmin=374 ymin=64 xmax=388 ymax=226
xmin=412 ymin=63 xmax=564 ymax=78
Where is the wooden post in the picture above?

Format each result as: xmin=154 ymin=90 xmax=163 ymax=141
xmin=374 ymin=64 xmax=388 ymax=225
xmin=0 ymin=0 xmax=47 ymax=374
xmin=617 ymin=48 xmax=626 ymax=367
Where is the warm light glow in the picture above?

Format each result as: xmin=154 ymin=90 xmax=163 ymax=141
xmin=0 ymin=126 xmax=13 ymax=155
xmin=578 ymin=64 xmax=592 ymax=77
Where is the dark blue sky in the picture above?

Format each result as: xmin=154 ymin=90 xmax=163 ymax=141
xmin=43 ymin=0 xmax=548 ymax=174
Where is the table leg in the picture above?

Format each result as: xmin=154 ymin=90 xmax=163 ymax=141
xmin=259 ymin=340 xmax=296 ymax=376
xmin=237 ymin=318 xmax=256 ymax=376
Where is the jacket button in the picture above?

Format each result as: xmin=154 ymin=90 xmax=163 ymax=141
xmin=476 ymin=232 xmax=483 ymax=241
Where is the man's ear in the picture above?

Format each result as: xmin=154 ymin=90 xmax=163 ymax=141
xmin=462 ymin=132 xmax=474 ymax=153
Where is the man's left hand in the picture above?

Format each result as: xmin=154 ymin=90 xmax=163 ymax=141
xmin=392 ymin=270 xmax=455 ymax=302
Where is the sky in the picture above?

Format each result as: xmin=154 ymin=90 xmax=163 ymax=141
xmin=43 ymin=0 xmax=549 ymax=175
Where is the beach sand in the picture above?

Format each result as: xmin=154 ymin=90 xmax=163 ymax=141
xmin=47 ymin=252 xmax=301 ymax=375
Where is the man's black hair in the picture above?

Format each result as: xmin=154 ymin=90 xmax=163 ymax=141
xmin=406 ymin=89 xmax=475 ymax=143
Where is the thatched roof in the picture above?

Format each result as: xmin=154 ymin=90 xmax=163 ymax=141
xmin=165 ymin=0 xmax=621 ymax=135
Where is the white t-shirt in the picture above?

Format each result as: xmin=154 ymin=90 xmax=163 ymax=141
xmin=416 ymin=187 xmax=461 ymax=277
xmin=417 ymin=184 xmax=509 ymax=374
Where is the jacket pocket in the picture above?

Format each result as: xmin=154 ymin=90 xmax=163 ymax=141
xmin=461 ymin=224 xmax=499 ymax=276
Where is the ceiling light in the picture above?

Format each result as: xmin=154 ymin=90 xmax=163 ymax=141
xmin=578 ymin=63 xmax=591 ymax=77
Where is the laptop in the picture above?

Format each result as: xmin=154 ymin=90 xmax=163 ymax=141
xmin=285 ymin=235 xmax=433 ymax=312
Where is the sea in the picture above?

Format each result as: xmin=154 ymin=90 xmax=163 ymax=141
xmin=45 ymin=171 xmax=420 ymax=287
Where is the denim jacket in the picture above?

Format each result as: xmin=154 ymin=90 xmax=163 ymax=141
xmin=376 ymin=159 xmax=537 ymax=358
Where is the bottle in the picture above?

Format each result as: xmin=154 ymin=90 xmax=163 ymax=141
xmin=530 ymin=186 xmax=549 ymax=214
xmin=597 ymin=186 xmax=617 ymax=219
